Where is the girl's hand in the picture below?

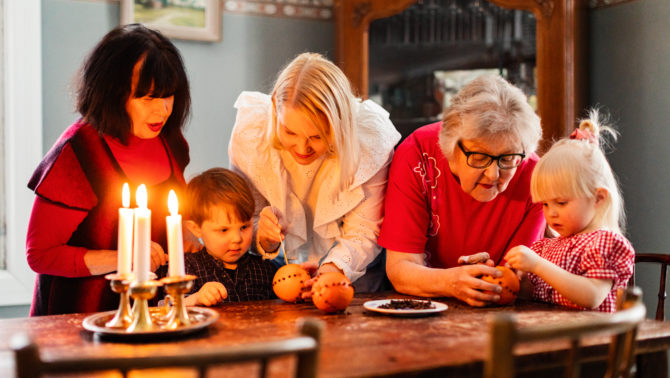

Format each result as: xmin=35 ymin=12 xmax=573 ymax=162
xmin=194 ymin=282 xmax=228 ymax=306
xmin=150 ymin=242 xmax=169 ymax=272
xmin=257 ymin=206 xmax=284 ymax=252
xmin=442 ymin=264 xmax=503 ymax=307
xmin=505 ymin=245 xmax=541 ymax=274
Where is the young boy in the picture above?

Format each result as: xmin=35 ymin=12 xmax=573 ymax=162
xmin=178 ymin=168 xmax=277 ymax=306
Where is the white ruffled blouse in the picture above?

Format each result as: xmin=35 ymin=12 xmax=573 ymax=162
xmin=228 ymin=91 xmax=401 ymax=282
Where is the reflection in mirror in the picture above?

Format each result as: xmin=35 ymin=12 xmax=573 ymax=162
xmin=368 ymin=0 xmax=536 ymax=140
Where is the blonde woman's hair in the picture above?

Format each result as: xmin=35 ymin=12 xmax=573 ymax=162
xmin=530 ymin=109 xmax=625 ymax=234
xmin=267 ymin=52 xmax=358 ymax=190
xmin=439 ymin=74 xmax=542 ymax=160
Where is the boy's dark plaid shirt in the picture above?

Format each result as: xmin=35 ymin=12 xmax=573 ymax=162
xmin=184 ymin=249 xmax=278 ymax=302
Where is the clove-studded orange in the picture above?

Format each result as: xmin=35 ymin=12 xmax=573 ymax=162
xmin=311 ymin=272 xmax=354 ymax=313
xmin=481 ymin=266 xmax=520 ymax=305
xmin=273 ymin=264 xmax=310 ymax=303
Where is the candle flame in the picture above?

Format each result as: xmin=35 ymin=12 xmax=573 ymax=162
xmin=136 ymin=184 xmax=147 ymax=209
xmin=168 ymin=190 xmax=178 ymax=216
xmin=122 ymin=183 xmax=130 ymax=208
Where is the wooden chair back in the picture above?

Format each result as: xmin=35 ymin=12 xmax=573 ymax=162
xmin=632 ymin=253 xmax=670 ymax=321
xmin=485 ymin=287 xmax=646 ymax=378
xmin=12 ymin=317 xmax=323 ymax=378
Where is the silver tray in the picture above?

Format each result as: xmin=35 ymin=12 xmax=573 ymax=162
xmin=83 ymin=307 xmax=219 ymax=339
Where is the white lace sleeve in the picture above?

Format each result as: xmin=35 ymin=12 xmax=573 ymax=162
xmin=321 ymin=155 xmax=392 ymax=282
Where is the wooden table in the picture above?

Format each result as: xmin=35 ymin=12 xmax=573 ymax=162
xmin=1 ymin=293 xmax=669 ymax=377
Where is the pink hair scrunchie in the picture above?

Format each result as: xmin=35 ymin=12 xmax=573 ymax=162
xmin=569 ymin=128 xmax=597 ymax=144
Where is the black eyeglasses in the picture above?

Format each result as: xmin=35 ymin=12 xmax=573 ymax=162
xmin=457 ymin=141 xmax=525 ymax=169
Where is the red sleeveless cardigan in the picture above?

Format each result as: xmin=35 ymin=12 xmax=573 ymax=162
xmin=27 ymin=121 xmax=188 ymax=315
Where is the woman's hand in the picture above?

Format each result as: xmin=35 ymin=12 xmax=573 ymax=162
xmin=300 ymin=262 xmax=342 ymax=300
xmin=386 ymin=249 xmax=502 ymax=306
xmin=185 ymin=282 xmax=228 ymax=307
xmin=257 ymin=206 xmax=284 ymax=252
xmin=150 ymin=241 xmax=169 ymax=272
xmin=83 ymin=249 xmax=118 ymax=275
xmin=441 ymin=264 xmax=503 ymax=307
xmin=505 ymin=245 xmax=541 ymax=274
xmin=182 ymin=225 xmax=203 ymax=253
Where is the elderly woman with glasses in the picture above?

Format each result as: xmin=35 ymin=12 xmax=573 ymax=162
xmin=378 ymin=75 xmax=545 ymax=306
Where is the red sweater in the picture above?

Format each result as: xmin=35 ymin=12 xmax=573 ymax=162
xmin=26 ymin=121 xmax=188 ymax=315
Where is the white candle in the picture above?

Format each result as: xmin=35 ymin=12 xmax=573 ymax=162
xmin=166 ymin=190 xmax=185 ymax=277
xmin=133 ymin=184 xmax=151 ymax=283
xmin=117 ymin=183 xmax=134 ymax=276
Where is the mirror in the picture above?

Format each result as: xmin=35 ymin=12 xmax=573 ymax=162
xmin=366 ymin=0 xmax=537 ymax=140
xmin=334 ymin=0 xmax=588 ymax=150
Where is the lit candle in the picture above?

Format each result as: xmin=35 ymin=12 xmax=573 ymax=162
xmin=133 ymin=184 xmax=151 ymax=283
xmin=117 ymin=183 xmax=134 ymax=276
xmin=166 ymin=190 xmax=185 ymax=277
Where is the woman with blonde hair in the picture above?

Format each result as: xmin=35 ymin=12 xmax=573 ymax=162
xmin=380 ymin=75 xmax=545 ymax=306
xmin=228 ymin=52 xmax=400 ymax=293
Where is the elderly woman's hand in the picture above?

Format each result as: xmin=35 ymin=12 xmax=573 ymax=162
xmin=442 ymin=264 xmax=503 ymax=307
xmin=386 ymin=250 xmax=502 ymax=306
xmin=257 ymin=206 xmax=284 ymax=253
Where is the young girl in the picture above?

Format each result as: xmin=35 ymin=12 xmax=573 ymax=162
xmin=505 ymin=110 xmax=634 ymax=312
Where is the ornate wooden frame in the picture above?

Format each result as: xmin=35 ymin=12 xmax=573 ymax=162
xmin=334 ymin=0 xmax=588 ymax=147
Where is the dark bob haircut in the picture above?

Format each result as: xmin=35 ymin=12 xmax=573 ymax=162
xmin=77 ymin=23 xmax=191 ymax=144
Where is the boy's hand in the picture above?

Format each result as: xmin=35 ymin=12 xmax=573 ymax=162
xmin=257 ymin=206 xmax=284 ymax=253
xmin=194 ymin=282 xmax=228 ymax=306
xmin=505 ymin=245 xmax=541 ymax=274
xmin=149 ymin=242 xmax=169 ymax=271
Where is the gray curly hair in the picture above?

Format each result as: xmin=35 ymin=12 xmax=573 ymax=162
xmin=439 ymin=75 xmax=542 ymax=160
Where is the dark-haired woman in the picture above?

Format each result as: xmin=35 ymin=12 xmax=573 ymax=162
xmin=26 ymin=24 xmax=191 ymax=316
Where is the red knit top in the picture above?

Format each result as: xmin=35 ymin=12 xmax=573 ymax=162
xmin=26 ymin=121 xmax=188 ymax=315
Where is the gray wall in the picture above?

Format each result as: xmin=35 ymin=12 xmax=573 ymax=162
xmin=0 ymin=0 xmax=332 ymax=319
xmin=41 ymin=0 xmax=333 ymax=179
xmin=590 ymin=0 xmax=670 ymax=318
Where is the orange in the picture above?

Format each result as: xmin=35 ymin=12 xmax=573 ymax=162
xmin=311 ymin=272 xmax=354 ymax=313
xmin=273 ymin=264 xmax=310 ymax=303
xmin=481 ymin=266 xmax=520 ymax=305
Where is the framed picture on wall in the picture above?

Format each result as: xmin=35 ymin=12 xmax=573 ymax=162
xmin=121 ymin=0 xmax=221 ymax=42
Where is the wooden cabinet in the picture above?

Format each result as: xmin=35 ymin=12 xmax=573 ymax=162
xmin=334 ymin=0 xmax=588 ymax=148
